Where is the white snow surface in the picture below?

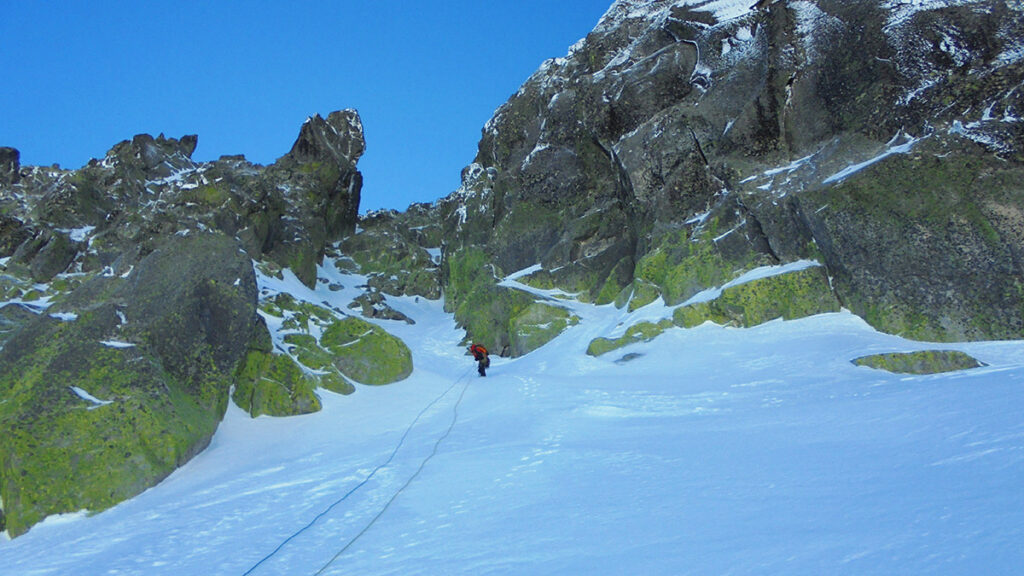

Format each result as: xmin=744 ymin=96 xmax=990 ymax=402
xmin=822 ymin=132 xmax=923 ymax=185
xmin=69 ymin=387 xmax=114 ymax=409
xmin=99 ymin=340 xmax=135 ymax=349
xmin=4 ymin=264 xmax=1024 ymax=574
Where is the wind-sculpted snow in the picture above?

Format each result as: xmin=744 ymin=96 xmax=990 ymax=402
xmin=3 ymin=278 xmax=1024 ymax=574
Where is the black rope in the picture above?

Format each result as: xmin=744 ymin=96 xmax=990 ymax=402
xmin=241 ymin=366 xmax=475 ymax=575
xmin=314 ymin=373 xmax=473 ymax=574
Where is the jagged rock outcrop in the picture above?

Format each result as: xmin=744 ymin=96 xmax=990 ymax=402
xmin=0 ymin=110 xmax=367 ymax=537
xmin=441 ymin=0 xmax=1024 ymax=348
xmin=0 ymin=147 xmax=19 ymax=185
xmin=1 ymin=110 xmax=363 ymax=289
xmin=339 ymin=204 xmax=443 ymax=301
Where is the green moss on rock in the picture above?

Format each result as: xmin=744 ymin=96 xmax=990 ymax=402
xmin=852 ymin=350 xmax=984 ymax=374
xmin=509 ymin=302 xmax=579 ymax=357
xmin=0 ymin=232 xmax=258 ymax=538
xmin=445 ymin=246 xmax=536 ymax=355
xmin=672 ymin=300 xmax=727 ymax=328
xmin=636 ymin=223 xmax=771 ymax=306
xmin=321 ymin=316 xmax=413 ymax=385
xmin=673 ymin=266 xmax=840 ymax=328
xmin=0 ymin=322 xmax=225 ymax=538
xmin=282 ymin=332 xmax=356 ymax=396
xmin=232 ymin=349 xmax=321 ymax=417
xmin=626 ymin=279 xmax=662 ymax=311
xmin=587 ymin=319 xmax=675 ymax=357
xmin=804 ymin=146 xmax=1024 ymax=341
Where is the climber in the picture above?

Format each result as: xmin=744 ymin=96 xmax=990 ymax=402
xmin=469 ymin=343 xmax=490 ymax=377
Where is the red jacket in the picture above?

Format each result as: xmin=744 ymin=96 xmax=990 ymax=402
xmin=470 ymin=344 xmax=488 ymax=361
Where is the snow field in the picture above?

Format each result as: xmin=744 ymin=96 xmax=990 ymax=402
xmin=2 ymin=262 xmax=1024 ymax=575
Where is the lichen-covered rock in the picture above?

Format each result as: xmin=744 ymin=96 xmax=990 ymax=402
xmin=321 ymin=316 xmax=413 ymax=385
xmin=282 ymin=333 xmax=356 ymax=396
xmin=587 ymin=319 xmax=675 ymax=357
xmin=253 ymin=291 xmax=371 ymax=397
xmin=509 ymin=302 xmax=579 ymax=357
xmin=231 ymin=318 xmax=322 ymax=417
xmin=443 ymin=246 xmax=536 ymax=355
xmin=634 ymin=203 xmax=780 ymax=308
xmin=437 ymin=0 xmax=1024 ymax=344
xmin=0 ymin=215 xmax=32 ymax=257
xmin=852 ymin=350 xmax=985 ymax=374
xmin=350 ymin=289 xmax=414 ymax=324
xmin=0 ymin=232 xmax=258 ymax=537
xmin=759 ymin=139 xmax=1024 ymax=341
xmin=621 ymin=279 xmax=661 ymax=312
xmin=0 ymin=303 xmax=37 ymax=348
xmin=9 ymin=229 xmax=80 ymax=282
xmin=232 ymin=350 xmax=322 ymax=417
xmin=0 ymin=107 xmax=369 ymax=538
xmin=340 ymin=207 xmax=442 ymax=300
xmin=673 ymin=266 xmax=840 ymax=329
xmin=1 ymin=111 xmax=364 ymax=291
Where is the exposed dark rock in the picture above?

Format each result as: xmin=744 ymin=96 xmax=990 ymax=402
xmin=105 ymin=133 xmax=198 ymax=179
xmin=350 ymin=289 xmax=415 ymax=324
xmin=0 ymin=147 xmax=19 ymax=185
xmin=284 ymin=110 xmax=365 ymax=167
xmin=441 ymin=0 xmax=1024 ymax=347
xmin=10 ymin=229 xmax=79 ymax=282
xmin=341 ymin=206 xmax=443 ymax=300
xmin=0 ymin=215 xmax=32 ymax=257
xmin=0 ymin=109 xmax=364 ymax=536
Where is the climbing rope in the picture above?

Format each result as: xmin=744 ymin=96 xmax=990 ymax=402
xmin=241 ymin=365 xmax=475 ymax=576
xmin=314 ymin=371 xmax=473 ymax=575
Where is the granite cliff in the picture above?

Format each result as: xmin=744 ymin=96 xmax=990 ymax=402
xmin=439 ymin=0 xmax=1024 ymax=350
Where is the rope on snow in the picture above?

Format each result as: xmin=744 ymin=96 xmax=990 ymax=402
xmin=241 ymin=365 xmax=476 ymax=576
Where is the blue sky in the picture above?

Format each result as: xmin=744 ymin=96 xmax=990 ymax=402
xmin=1 ymin=1 xmax=612 ymax=212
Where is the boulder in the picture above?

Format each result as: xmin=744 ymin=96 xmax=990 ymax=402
xmin=852 ymin=350 xmax=985 ymax=374
xmin=233 ymin=349 xmax=322 ymax=417
xmin=508 ymin=302 xmax=579 ymax=357
xmin=0 ymin=232 xmax=258 ymax=537
xmin=321 ymin=316 xmax=413 ymax=385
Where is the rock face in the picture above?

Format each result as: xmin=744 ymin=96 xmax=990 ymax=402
xmin=340 ymin=204 xmax=443 ymax=301
xmin=0 ymin=147 xmax=19 ymax=185
xmin=440 ymin=0 xmax=1024 ymax=347
xmin=0 ymin=111 xmax=366 ymax=537
xmin=0 ymin=233 xmax=258 ymax=538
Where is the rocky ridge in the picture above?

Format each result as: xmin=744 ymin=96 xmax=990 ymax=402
xmin=0 ymin=110 xmax=421 ymax=537
xmin=439 ymin=0 xmax=1024 ymax=350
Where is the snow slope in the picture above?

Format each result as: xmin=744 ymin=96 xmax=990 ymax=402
xmin=3 ymin=263 xmax=1024 ymax=575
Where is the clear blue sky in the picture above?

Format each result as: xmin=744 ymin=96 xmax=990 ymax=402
xmin=1 ymin=1 xmax=612 ymax=212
